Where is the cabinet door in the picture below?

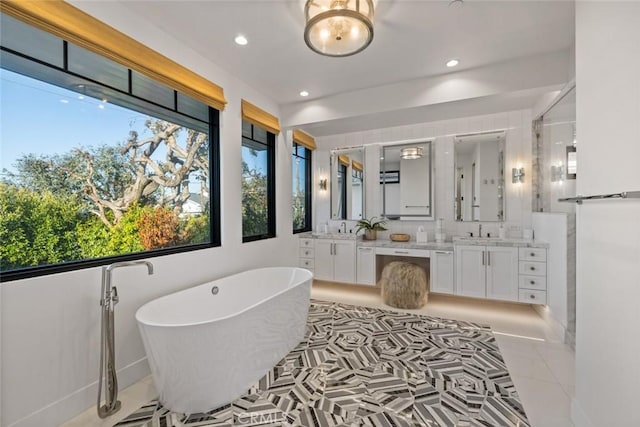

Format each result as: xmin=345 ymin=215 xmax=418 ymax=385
xmin=314 ymin=240 xmax=334 ymax=281
xmin=486 ymin=246 xmax=519 ymax=302
xmin=455 ymin=245 xmax=486 ymax=298
xmin=430 ymin=251 xmax=454 ymax=294
xmin=333 ymin=240 xmax=356 ymax=283
xmin=356 ymin=246 xmax=376 ymax=285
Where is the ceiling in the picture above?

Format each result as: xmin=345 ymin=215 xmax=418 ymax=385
xmin=118 ymin=0 xmax=575 ymax=106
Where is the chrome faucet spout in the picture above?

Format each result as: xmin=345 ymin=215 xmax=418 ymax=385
xmin=105 ymin=260 xmax=154 ymax=275
xmin=340 ymin=222 xmax=347 ymax=233
xmin=478 ymin=224 xmax=482 ymax=238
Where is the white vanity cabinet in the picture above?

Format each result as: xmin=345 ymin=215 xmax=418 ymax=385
xmin=314 ymin=239 xmax=356 ymax=283
xmin=485 ymin=246 xmax=520 ymax=301
xmin=298 ymin=238 xmax=315 ymax=272
xmin=518 ymin=247 xmax=548 ymax=304
xmin=455 ymin=245 xmax=519 ymax=301
xmin=429 ymin=250 xmax=455 ymax=294
xmin=356 ymin=246 xmax=376 ymax=285
xmin=456 ymin=246 xmax=486 ymax=298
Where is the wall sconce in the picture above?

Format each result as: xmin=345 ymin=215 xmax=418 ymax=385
xmin=512 ymin=167 xmax=525 ymax=184
xmin=551 ymin=163 xmax=564 ymax=182
xmin=319 ymin=178 xmax=327 ymax=191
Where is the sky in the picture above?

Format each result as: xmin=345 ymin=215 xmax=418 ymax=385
xmin=0 ymin=69 xmax=150 ymax=174
xmin=0 ymin=69 xmax=216 ymax=196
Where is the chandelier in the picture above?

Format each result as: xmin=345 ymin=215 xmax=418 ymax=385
xmin=304 ymin=0 xmax=375 ymax=57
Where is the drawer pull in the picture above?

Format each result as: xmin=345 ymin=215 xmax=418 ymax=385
xmin=305 ymin=250 xmax=310 ymax=255
xmin=530 ymin=280 xmax=535 ymax=285
xmin=395 ymin=251 xmax=409 ymax=254
xmin=530 ymin=294 xmax=535 ymax=299
xmin=530 ymin=252 xmax=536 ymax=257
xmin=530 ymin=266 xmax=535 ymax=271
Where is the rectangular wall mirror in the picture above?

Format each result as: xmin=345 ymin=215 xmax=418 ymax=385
xmin=330 ymin=147 xmax=365 ymax=220
xmin=454 ymin=131 xmax=505 ymax=222
xmin=380 ymin=141 xmax=433 ymax=220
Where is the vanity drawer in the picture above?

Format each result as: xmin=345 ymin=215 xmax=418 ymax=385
xmin=519 ymin=247 xmax=547 ymax=262
xmin=519 ymin=261 xmax=547 ymax=277
xmin=519 ymin=289 xmax=547 ymax=304
xmin=299 ymin=247 xmax=314 ymax=258
xmin=519 ymin=275 xmax=547 ymax=291
xmin=299 ymin=258 xmax=314 ymax=269
xmin=376 ymin=247 xmax=430 ymax=258
xmin=299 ymin=238 xmax=315 ymax=248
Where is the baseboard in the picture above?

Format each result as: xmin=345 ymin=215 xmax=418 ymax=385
xmin=571 ymin=398 xmax=595 ymax=427
xmin=7 ymin=357 xmax=150 ymax=427
xmin=532 ymin=304 xmax=567 ymax=342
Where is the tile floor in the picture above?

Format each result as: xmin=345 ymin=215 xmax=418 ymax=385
xmin=62 ymin=281 xmax=575 ymax=427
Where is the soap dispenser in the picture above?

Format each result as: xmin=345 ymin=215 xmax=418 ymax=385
xmin=416 ymin=226 xmax=428 ymax=243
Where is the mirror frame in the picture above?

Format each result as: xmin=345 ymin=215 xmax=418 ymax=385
xmin=380 ymin=140 xmax=434 ymax=221
xmin=453 ymin=130 xmax=506 ymax=222
xmin=330 ymin=146 xmax=366 ymax=220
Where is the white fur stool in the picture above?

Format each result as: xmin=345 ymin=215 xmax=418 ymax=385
xmin=379 ymin=261 xmax=428 ymax=309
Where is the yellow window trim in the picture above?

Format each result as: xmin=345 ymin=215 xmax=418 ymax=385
xmin=0 ymin=0 xmax=227 ymax=110
xmin=292 ymin=129 xmax=316 ymax=151
xmin=241 ymin=100 xmax=281 ymax=135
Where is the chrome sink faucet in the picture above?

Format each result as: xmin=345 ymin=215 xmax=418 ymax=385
xmin=478 ymin=224 xmax=482 ymax=238
xmin=340 ymin=222 xmax=347 ymax=233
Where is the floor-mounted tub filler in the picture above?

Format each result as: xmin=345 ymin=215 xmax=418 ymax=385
xmin=135 ymin=267 xmax=313 ymax=414
xmin=98 ymin=260 xmax=154 ymax=418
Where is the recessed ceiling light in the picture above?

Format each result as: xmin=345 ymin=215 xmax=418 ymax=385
xmin=299 ymin=90 xmax=310 ymax=97
xmin=234 ymin=35 xmax=248 ymax=46
xmin=446 ymin=59 xmax=459 ymax=68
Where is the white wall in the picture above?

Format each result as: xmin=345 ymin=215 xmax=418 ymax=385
xmin=0 ymin=3 xmax=298 ymax=427
xmin=572 ymin=2 xmax=640 ymax=426
xmin=314 ymin=110 xmax=533 ymax=240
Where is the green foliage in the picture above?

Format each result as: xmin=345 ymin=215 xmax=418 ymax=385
xmin=242 ymin=158 xmax=269 ymax=237
xmin=292 ymin=191 xmax=307 ymax=231
xmin=355 ymin=217 xmax=388 ymax=234
xmin=75 ymin=206 xmax=145 ymax=259
xmin=182 ymin=214 xmax=210 ymax=244
xmin=5 ymin=146 xmax=135 ymax=206
xmin=0 ymin=183 xmax=82 ymax=269
xmin=104 ymin=205 xmax=145 ymax=255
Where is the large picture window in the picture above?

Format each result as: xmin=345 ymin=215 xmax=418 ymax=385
xmin=292 ymin=143 xmax=312 ymax=233
xmin=0 ymin=14 xmax=221 ymax=281
xmin=241 ymin=121 xmax=276 ymax=242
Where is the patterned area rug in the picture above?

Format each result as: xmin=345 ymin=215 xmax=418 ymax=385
xmin=116 ymin=300 xmax=528 ymax=426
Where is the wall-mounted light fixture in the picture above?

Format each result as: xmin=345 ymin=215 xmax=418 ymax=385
xmin=512 ymin=167 xmax=525 ymax=184
xmin=319 ymin=177 xmax=328 ymax=191
xmin=551 ymin=163 xmax=564 ymax=182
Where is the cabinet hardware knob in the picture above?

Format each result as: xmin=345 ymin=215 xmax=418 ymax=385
xmin=530 ymin=294 xmax=535 ymax=299
xmin=530 ymin=252 xmax=535 ymax=256
xmin=530 ymin=267 xmax=535 ymax=271
xmin=530 ymin=280 xmax=535 ymax=285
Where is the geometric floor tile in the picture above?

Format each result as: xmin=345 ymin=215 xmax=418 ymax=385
xmin=115 ymin=299 xmax=529 ymax=427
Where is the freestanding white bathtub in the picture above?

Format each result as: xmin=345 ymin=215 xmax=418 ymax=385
xmin=135 ymin=267 xmax=312 ymax=414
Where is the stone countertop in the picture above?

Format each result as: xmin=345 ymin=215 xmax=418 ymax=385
xmin=452 ymin=237 xmax=549 ymax=248
xmin=298 ymin=233 xmax=548 ymax=249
